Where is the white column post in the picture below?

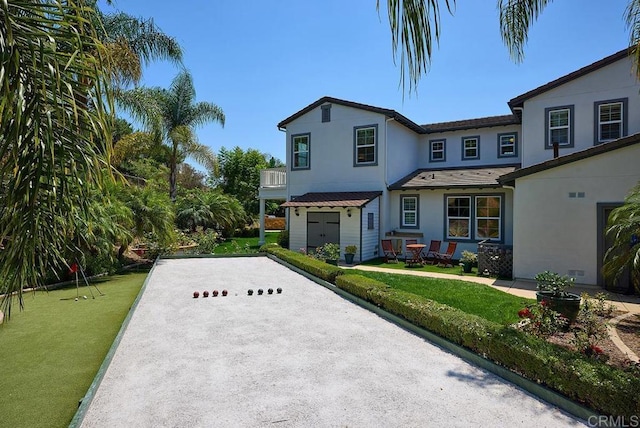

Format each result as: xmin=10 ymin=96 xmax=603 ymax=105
xmin=258 ymin=198 xmax=266 ymax=246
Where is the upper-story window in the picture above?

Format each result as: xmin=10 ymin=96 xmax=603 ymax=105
xmin=429 ymin=139 xmax=446 ymax=162
xmin=545 ymin=105 xmax=574 ymax=148
xmin=595 ymin=98 xmax=627 ymax=144
xmin=497 ymin=132 xmax=517 ymax=158
xmin=461 ymin=136 xmax=480 ymax=160
xmin=354 ymin=124 xmax=378 ymax=166
xmin=401 ymin=195 xmax=419 ymax=228
xmin=321 ymin=104 xmax=331 ymax=123
xmin=292 ymin=133 xmax=310 ymax=170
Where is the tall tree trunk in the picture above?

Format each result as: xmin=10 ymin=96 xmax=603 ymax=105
xmin=169 ymin=149 xmax=177 ymax=201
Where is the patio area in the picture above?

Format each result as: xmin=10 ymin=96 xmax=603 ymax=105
xmin=77 ymin=257 xmax=585 ymax=427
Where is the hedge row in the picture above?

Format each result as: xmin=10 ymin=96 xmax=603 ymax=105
xmin=335 ymin=274 xmax=640 ymax=418
xmin=262 ymin=244 xmax=344 ymax=283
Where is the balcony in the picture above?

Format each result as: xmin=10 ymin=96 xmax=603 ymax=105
xmin=259 ymin=167 xmax=287 ymax=199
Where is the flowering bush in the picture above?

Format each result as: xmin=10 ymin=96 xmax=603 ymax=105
xmin=571 ymin=299 xmax=609 ymax=360
xmin=516 ymin=301 xmax=568 ymax=337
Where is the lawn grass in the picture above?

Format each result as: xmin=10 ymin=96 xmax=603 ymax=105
xmin=213 ymin=231 xmax=279 ymax=254
xmin=355 ymin=270 xmax=533 ymax=325
xmin=0 ymin=271 xmax=148 ymax=428
xmin=360 ymin=257 xmax=480 ymax=277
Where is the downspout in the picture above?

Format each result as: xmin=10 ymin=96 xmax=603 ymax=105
xmin=277 ymin=126 xmax=289 ymax=231
xmin=381 ymin=117 xmax=395 ymax=255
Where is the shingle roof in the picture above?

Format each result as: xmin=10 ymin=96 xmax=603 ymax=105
xmin=281 ymin=191 xmax=383 ymax=208
xmin=389 ymin=165 xmax=519 ymax=190
xmin=277 ymin=96 xmax=427 ymax=134
xmin=422 ymin=115 xmax=519 ymax=133
xmin=498 ymin=133 xmax=640 ymax=186
xmin=509 ymin=48 xmax=632 ymax=111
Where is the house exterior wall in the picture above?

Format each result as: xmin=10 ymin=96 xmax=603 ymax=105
xmin=388 ymin=188 xmax=514 ymax=260
xmin=361 ymin=197 xmax=380 ymax=261
xmin=520 ymin=57 xmax=640 ymax=167
xmin=512 ymin=143 xmax=640 ymax=285
xmin=418 ymin=124 xmax=522 ymax=169
xmin=386 ymin=121 xmax=420 ymax=185
xmin=285 ymin=103 xmax=387 ymax=198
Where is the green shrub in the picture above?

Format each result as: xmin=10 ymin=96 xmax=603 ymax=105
xmin=277 ymin=230 xmax=289 ymax=249
xmin=334 ymin=274 xmax=640 ymax=417
xmin=190 ymin=230 xmax=219 ymax=254
xmin=266 ymin=246 xmax=343 ymax=283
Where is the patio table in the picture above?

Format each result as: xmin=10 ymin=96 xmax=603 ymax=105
xmin=405 ymin=243 xmax=426 ymax=266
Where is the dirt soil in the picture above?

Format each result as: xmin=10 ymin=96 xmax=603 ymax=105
xmin=547 ymin=312 xmax=640 ymax=375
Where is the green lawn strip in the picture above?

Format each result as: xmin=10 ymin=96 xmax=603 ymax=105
xmin=214 ymin=232 xmax=278 ymax=254
xmin=351 ymin=270 xmax=531 ymax=325
xmin=360 ymin=257 xmax=479 ymax=277
xmin=0 ymin=271 xmax=147 ymax=428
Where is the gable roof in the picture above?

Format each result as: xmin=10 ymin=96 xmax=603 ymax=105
xmin=422 ymin=114 xmax=519 ymax=133
xmin=389 ymin=165 xmax=519 ymax=190
xmin=281 ymin=191 xmax=382 ymax=208
xmin=498 ymin=132 xmax=640 ymax=186
xmin=508 ymin=48 xmax=632 ymax=112
xmin=277 ymin=96 xmax=427 ymax=134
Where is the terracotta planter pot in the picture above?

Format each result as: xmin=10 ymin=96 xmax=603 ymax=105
xmin=536 ymin=291 xmax=581 ymax=324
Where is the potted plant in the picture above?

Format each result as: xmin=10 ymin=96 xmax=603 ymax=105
xmin=318 ymin=243 xmax=340 ymax=265
xmin=459 ymin=250 xmax=477 ymax=273
xmin=534 ymin=271 xmax=581 ymax=324
xmin=344 ymin=245 xmax=357 ymax=265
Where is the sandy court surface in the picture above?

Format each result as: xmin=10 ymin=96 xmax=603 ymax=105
xmin=79 ymin=257 xmax=585 ymax=427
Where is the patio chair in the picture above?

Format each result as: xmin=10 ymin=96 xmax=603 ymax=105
xmin=435 ymin=242 xmax=457 ymax=267
xmin=381 ymin=239 xmax=398 ymax=263
xmin=423 ymin=240 xmax=442 ymax=264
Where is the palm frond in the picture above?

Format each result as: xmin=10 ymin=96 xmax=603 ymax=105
xmin=625 ymin=0 xmax=640 ymax=78
xmin=499 ymin=0 xmax=553 ymax=63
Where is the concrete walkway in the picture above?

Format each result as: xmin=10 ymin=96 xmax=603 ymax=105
xmin=79 ymin=258 xmax=585 ymax=427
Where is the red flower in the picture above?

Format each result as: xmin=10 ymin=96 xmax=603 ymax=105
xmin=518 ymin=308 xmax=532 ymax=318
xmin=539 ymin=300 xmax=550 ymax=307
xmin=590 ymin=344 xmax=603 ymax=354
xmin=69 ymin=263 xmax=78 ymax=274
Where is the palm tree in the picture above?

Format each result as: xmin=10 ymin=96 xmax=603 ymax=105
xmin=0 ymin=0 xmax=113 ymax=318
xmin=117 ymin=70 xmax=225 ymax=200
xmin=380 ymin=0 xmax=640 ymax=91
xmin=603 ymin=182 xmax=640 ymax=292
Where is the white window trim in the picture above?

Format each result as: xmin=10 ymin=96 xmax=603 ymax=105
xmin=475 ymin=196 xmax=502 ymax=241
xmin=545 ymin=105 xmax=574 ymax=148
xmin=597 ymin=102 xmax=623 ymax=143
xmin=429 ymin=139 xmax=446 ymax=162
xmin=292 ymin=133 xmax=310 ymax=170
xmin=354 ymin=125 xmax=378 ymax=166
xmin=401 ymin=195 xmax=418 ymax=228
xmin=497 ymin=133 xmax=517 ymax=158
xmin=462 ymin=136 xmax=480 ymax=160
xmin=446 ymin=196 xmax=471 ymax=240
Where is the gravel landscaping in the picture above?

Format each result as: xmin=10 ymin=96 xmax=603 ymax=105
xmin=78 ymin=257 xmax=585 ymax=427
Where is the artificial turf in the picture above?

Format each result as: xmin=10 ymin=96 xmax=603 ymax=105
xmin=356 ymin=270 xmax=533 ymax=325
xmin=0 ymin=271 xmax=147 ymax=428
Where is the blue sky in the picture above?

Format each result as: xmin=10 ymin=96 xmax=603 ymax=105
xmin=104 ymin=1 xmax=631 ymax=165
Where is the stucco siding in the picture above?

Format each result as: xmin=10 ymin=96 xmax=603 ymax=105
xmin=512 ymin=143 xmax=640 ymax=285
xmin=418 ymin=125 xmax=522 ymax=169
xmin=521 ymin=57 xmax=640 ymax=167
xmin=285 ymin=103 xmax=388 ymax=199
xmin=386 ymin=121 xmax=420 ymax=185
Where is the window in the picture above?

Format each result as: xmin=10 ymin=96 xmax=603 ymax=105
xmin=545 ymin=105 xmax=574 ymax=148
xmin=475 ymin=196 xmax=501 ymax=240
xmin=321 ymin=104 xmax=331 ymax=123
xmin=401 ymin=195 xmax=418 ymax=228
xmin=367 ymin=212 xmax=374 ymax=230
xmin=497 ymin=133 xmax=517 ymax=158
xmin=292 ymin=133 xmax=310 ymax=170
xmin=462 ymin=136 xmax=480 ymax=160
xmin=429 ymin=139 xmax=446 ymax=162
xmin=445 ymin=194 xmax=503 ymax=241
xmin=446 ymin=196 xmax=471 ymax=239
xmin=595 ymin=98 xmax=627 ymax=144
xmin=354 ymin=125 xmax=377 ymax=166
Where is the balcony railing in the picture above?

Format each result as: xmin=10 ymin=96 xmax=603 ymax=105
xmin=260 ymin=167 xmax=286 ymax=188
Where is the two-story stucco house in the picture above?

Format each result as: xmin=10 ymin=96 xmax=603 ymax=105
xmin=259 ymin=48 xmax=640 ymax=291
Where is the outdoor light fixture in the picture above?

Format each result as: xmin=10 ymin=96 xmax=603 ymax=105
xmin=347 ymin=208 xmax=352 ymax=217
xmin=295 ymin=207 xmax=299 ymax=216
